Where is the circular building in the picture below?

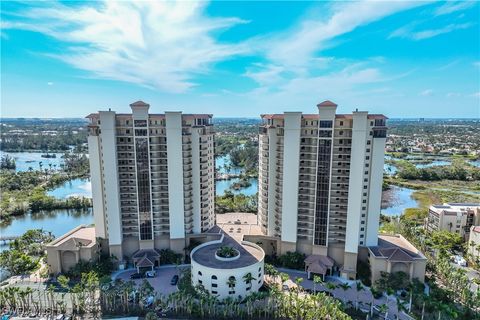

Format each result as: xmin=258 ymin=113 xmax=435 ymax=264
xmin=191 ymin=235 xmax=265 ymax=300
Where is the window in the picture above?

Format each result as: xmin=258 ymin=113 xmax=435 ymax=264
xmin=367 ymin=140 xmax=371 ymax=145
xmin=212 ymin=291 xmax=218 ymax=294
xmin=319 ymin=120 xmax=333 ymax=128
xmin=361 ymin=227 xmax=364 ymax=231
xmin=212 ymin=275 xmax=217 ymax=280
xmin=198 ymin=280 xmax=203 ymax=284
xmin=198 ymin=271 xmax=202 ymax=276
xmin=339 ymin=121 xmax=343 ymax=126
xmin=212 ymin=283 xmax=218 ymax=287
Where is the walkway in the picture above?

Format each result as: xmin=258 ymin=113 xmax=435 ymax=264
xmin=277 ymin=268 xmax=412 ymax=320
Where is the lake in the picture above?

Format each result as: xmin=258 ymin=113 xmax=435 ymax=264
xmin=216 ymin=178 xmax=258 ymax=196
xmin=1 ymin=151 xmax=65 ymax=172
xmin=47 ymin=178 xmax=92 ymax=199
xmin=0 ymin=208 xmax=94 ymax=251
xmin=381 ymin=186 xmax=419 ymax=216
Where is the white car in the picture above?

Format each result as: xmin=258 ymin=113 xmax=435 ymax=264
xmin=454 ymin=255 xmax=467 ymax=267
xmin=146 ymin=270 xmax=157 ymax=278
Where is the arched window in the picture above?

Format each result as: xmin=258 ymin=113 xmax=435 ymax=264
xmin=198 ymin=271 xmax=202 ymax=276
xmin=211 ymin=275 xmax=217 ymax=280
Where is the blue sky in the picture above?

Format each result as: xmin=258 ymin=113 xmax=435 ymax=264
xmin=1 ymin=1 xmax=479 ymax=118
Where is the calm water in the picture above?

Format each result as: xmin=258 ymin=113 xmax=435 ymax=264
xmin=470 ymin=160 xmax=480 ymax=168
xmin=216 ymin=178 xmax=258 ymax=196
xmin=215 ymin=155 xmax=243 ymax=174
xmin=381 ymin=186 xmax=419 ymax=216
xmin=415 ymin=160 xmax=451 ymax=168
xmin=0 ymin=151 xmax=65 ymax=172
xmin=0 ymin=209 xmax=94 ymax=250
xmin=47 ymin=178 xmax=92 ymax=199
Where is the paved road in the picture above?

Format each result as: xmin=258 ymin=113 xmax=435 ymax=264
xmin=451 ymin=262 xmax=480 ymax=292
xmin=277 ymin=268 xmax=412 ymax=320
xmin=113 ymin=265 xmax=188 ymax=296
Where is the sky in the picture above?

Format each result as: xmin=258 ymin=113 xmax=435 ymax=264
xmin=1 ymin=1 xmax=479 ymax=118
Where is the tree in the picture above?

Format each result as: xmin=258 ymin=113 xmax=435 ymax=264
xmin=338 ymin=282 xmax=351 ymax=305
xmin=313 ymin=275 xmax=323 ymax=293
xmin=355 ymin=282 xmax=364 ymax=310
xmin=243 ymin=272 xmax=256 ymax=290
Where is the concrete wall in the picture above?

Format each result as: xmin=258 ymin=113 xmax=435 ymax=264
xmin=281 ymin=112 xmax=302 ymax=243
xmin=165 ymin=112 xmax=185 ymax=240
xmin=99 ymin=111 xmax=122 ymax=252
xmin=267 ymin=128 xmax=278 ymax=236
xmin=345 ymin=111 xmax=368 ymax=254
xmin=191 ymin=129 xmax=201 ymax=234
xmin=191 ymin=239 xmax=265 ymax=300
xmin=87 ymin=136 xmax=106 ymax=239
xmin=365 ymin=136 xmax=386 ymax=246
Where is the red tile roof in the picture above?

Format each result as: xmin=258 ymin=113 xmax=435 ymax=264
xmin=317 ymin=100 xmax=338 ymax=107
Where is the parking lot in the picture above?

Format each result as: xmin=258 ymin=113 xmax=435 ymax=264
xmin=113 ymin=265 xmax=187 ymax=296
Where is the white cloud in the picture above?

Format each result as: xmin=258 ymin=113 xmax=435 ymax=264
xmin=2 ymin=1 xmax=249 ymax=93
xmin=390 ymin=22 xmax=474 ymax=40
xmin=419 ymin=89 xmax=434 ymax=96
xmin=253 ymin=1 xmax=427 ymax=70
xmin=446 ymin=92 xmax=461 ymax=98
xmin=47 ymin=82 xmax=53 ymax=86
xmin=434 ymin=1 xmax=477 ymax=16
xmin=413 ymin=23 xmax=473 ymax=40
xmin=436 ymin=59 xmax=460 ymax=71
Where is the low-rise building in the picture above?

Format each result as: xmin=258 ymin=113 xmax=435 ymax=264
xmin=426 ymin=203 xmax=480 ymax=240
xmin=46 ymin=225 xmax=98 ymax=274
xmin=190 ymin=233 xmax=265 ymax=300
xmin=468 ymin=226 xmax=480 ymax=260
xmin=367 ymin=234 xmax=427 ymax=284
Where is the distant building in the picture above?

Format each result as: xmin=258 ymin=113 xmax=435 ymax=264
xmin=468 ymin=226 xmax=480 ymax=260
xmin=426 ymin=203 xmax=480 ymax=240
xmin=367 ymin=234 xmax=427 ymax=283
xmin=257 ymin=100 xmax=388 ymax=279
xmin=86 ymin=101 xmax=215 ymax=263
xmin=46 ymin=225 xmax=98 ymax=274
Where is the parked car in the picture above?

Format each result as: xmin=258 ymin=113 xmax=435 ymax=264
xmin=146 ymin=270 xmax=156 ymax=278
xmin=55 ymin=315 xmax=65 ymax=320
xmin=144 ymin=295 xmax=155 ymax=308
xmin=453 ymin=255 xmax=467 ymax=267
xmin=130 ymin=272 xmax=145 ymax=279
xmin=171 ymin=275 xmax=179 ymax=285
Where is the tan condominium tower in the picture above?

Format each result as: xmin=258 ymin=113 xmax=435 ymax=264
xmin=86 ymin=101 xmax=215 ymax=261
xmin=258 ymin=100 xmax=387 ymax=279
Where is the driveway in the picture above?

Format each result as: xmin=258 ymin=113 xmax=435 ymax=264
xmin=276 ymin=268 xmax=411 ymax=320
xmin=451 ymin=262 xmax=480 ymax=292
xmin=113 ymin=265 xmax=187 ymax=296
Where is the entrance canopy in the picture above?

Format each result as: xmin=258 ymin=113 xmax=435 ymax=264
xmin=305 ymin=255 xmax=335 ymax=278
xmin=132 ymin=249 xmax=161 ymax=272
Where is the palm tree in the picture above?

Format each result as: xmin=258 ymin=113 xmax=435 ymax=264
xmin=217 ymin=246 xmax=238 ymax=258
xmin=338 ymin=282 xmax=351 ymax=305
xmin=378 ymin=303 xmax=388 ymax=319
xmin=326 ymin=282 xmax=337 ymax=295
xmin=227 ymin=276 xmax=236 ymax=294
xmin=243 ymin=272 xmax=256 ymax=290
xmin=280 ymin=272 xmax=290 ymax=285
xmin=355 ymin=282 xmax=364 ymax=310
xmin=313 ymin=275 xmax=323 ymax=293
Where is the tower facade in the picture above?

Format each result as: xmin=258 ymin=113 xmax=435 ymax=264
xmin=258 ymin=101 xmax=387 ymax=278
xmin=86 ymin=101 xmax=215 ymax=260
